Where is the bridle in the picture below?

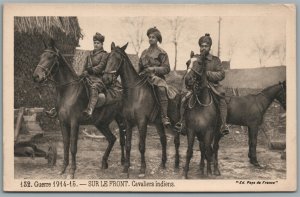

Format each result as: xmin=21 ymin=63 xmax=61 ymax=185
xmin=186 ymin=57 xmax=212 ymax=108
xmin=37 ymin=49 xmax=81 ymax=87
xmin=37 ymin=49 xmax=59 ymax=82
xmin=103 ymin=49 xmax=149 ymax=89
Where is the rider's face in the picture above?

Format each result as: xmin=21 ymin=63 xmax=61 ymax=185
xmin=148 ymin=34 xmax=158 ymax=45
xmin=200 ymin=42 xmax=211 ymax=55
xmin=94 ymin=41 xmax=103 ymax=50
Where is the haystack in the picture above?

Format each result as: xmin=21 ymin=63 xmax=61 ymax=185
xmin=14 ymin=17 xmax=82 ymax=131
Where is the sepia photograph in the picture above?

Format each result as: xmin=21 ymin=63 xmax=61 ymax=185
xmin=3 ymin=4 xmax=296 ymax=192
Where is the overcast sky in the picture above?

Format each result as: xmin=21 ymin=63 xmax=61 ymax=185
xmin=77 ymin=16 xmax=286 ymax=70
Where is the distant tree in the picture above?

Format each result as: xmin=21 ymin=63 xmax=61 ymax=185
xmin=252 ymin=35 xmax=273 ymax=67
xmin=166 ymin=17 xmax=185 ymax=70
xmin=122 ymin=17 xmax=145 ymax=56
xmin=271 ymin=41 xmax=286 ymax=66
xmin=227 ymin=35 xmax=237 ymax=63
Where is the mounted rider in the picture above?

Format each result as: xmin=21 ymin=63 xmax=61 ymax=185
xmin=46 ymin=32 xmax=121 ymax=119
xmin=176 ymin=33 xmax=229 ymax=136
xmin=138 ymin=27 xmax=174 ymax=126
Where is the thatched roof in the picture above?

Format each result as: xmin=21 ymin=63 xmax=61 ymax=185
xmin=14 ymin=17 xmax=82 ymax=40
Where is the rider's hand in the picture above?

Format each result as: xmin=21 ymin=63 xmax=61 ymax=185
xmin=144 ymin=67 xmax=155 ymax=75
xmin=80 ymin=71 xmax=88 ymax=77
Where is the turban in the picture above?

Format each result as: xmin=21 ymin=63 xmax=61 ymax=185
xmin=198 ymin=33 xmax=212 ymax=46
xmin=147 ymin=27 xmax=162 ymax=43
xmin=93 ymin=32 xmax=105 ymax=43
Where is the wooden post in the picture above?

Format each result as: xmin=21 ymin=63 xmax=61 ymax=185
xmin=14 ymin=107 xmax=25 ymax=143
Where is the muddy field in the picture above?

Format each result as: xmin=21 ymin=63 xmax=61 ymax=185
xmin=15 ymin=123 xmax=286 ymax=180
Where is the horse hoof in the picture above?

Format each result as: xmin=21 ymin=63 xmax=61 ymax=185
xmin=199 ymin=169 xmax=204 ymax=176
xmin=160 ymin=162 xmax=166 ymax=169
xmin=121 ymin=159 xmax=125 ymax=166
xmin=67 ymin=174 xmax=74 ymax=179
xmin=250 ymin=159 xmax=260 ymax=167
xmin=214 ymin=169 xmax=221 ymax=176
xmin=122 ymin=168 xmax=128 ymax=174
xmin=101 ymin=162 xmax=108 ymax=169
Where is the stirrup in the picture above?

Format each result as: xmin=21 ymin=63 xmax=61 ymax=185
xmin=82 ymin=108 xmax=93 ymax=119
xmin=220 ymin=124 xmax=230 ymax=136
xmin=45 ymin=108 xmax=57 ymax=118
xmin=161 ymin=116 xmax=171 ymax=126
xmin=175 ymin=122 xmax=187 ymax=135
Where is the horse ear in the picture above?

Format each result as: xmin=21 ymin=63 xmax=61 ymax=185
xmin=121 ymin=42 xmax=128 ymax=51
xmin=111 ymin=42 xmax=116 ymax=50
xmin=190 ymin=51 xmax=194 ymax=58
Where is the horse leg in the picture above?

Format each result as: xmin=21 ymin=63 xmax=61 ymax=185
xmin=184 ymin=128 xmax=195 ymax=179
xmin=59 ymin=121 xmax=70 ymax=175
xmin=115 ymin=113 xmax=126 ymax=165
xmin=204 ymin=130 xmax=214 ymax=176
xmin=123 ymin=124 xmax=133 ymax=174
xmin=248 ymin=125 xmax=260 ymax=167
xmin=174 ymin=132 xmax=180 ymax=169
xmin=155 ymin=123 xmax=167 ymax=169
xmin=137 ymin=121 xmax=148 ymax=176
xmin=213 ymin=133 xmax=221 ymax=176
xmin=69 ymin=120 xmax=80 ymax=179
xmin=198 ymin=138 xmax=205 ymax=176
xmin=95 ymin=124 xmax=116 ymax=169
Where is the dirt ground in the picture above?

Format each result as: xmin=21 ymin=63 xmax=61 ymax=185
xmin=14 ymin=124 xmax=286 ymax=180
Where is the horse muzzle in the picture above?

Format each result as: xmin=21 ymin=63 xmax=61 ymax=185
xmin=32 ymin=73 xmax=45 ymax=83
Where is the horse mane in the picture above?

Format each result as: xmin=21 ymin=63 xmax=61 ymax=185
xmin=115 ymin=47 xmax=140 ymax=76
xmin=58 ymin=52 xmax=78 ymax=79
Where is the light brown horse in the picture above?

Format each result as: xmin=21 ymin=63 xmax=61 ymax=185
xmin=32 ymin=40 xmax=126 ymax=179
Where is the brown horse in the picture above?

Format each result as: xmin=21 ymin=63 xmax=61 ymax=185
xmin=184 ymin=53 xmax=286 ymax=178
xmin=32 ymin=40 xmax=126 ymax=179
xmin=103 ymin=43 xmax=181 ymax=177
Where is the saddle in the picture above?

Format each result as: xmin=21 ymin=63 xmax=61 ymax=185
xmin=95 ymin=85 xmax=123 ymax=107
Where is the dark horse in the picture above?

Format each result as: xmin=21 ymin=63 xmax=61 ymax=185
xmin=183 ymin=53 xmax=222 ymax=179
xmin=184 ymin=53 xmax=286 ymax=178
xmin=32 ymin=40 xmax=126 ymax=179
xmin=103 ymin=43 xmax=181 ymax=177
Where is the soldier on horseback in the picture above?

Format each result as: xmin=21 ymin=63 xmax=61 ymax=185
xmin=138 ymin=27 xmax=172 ymax=126
xmin=176 ymin=33 xmax=229 ymax=136
xmin=81 ymin=32 xmax=110 ymax=118
xmin=46 ymin=32 xmax=121 ymax=119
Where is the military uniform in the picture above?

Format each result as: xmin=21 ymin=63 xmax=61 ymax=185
xmin=139 ymin=27 xmax=172 ymax=126
xmin=83 ymin=48 xmax=108 ymax=92
xmin=176 ymin=33 xmax=229 ymax=136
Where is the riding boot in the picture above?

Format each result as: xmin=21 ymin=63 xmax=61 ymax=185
xmin=219 ymin=98 xmax=229 ymax=136
xmin=83 ymin=88 xmax=99 ymax=119
xmin=158 ymin=87 xmax=171 ymax=126
xmin=175 ymin=91 xmax=191 ymax=135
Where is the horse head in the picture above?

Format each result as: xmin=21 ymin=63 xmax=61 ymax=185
xmin=33 ymin=39 xmax=60 ymax=83
xmin=276 ymin=80 xmax=286 ymax=110
xmin=103 ymin=42 xmax=128 ymax=85
xmin=184 ymin=51 xmax=206 ymax=90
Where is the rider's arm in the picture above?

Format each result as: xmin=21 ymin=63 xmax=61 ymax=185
xmin=151 ymin=53 xmax=170 ymax=75
xmin=206 ymin=57 xmax=225 ymax=83
xmin=92 ymin=53 xmax=109 ymax=75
